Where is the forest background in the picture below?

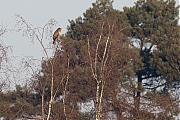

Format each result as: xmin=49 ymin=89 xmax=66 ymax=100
xmin=0 ymin=0 xmax=180 ymax=120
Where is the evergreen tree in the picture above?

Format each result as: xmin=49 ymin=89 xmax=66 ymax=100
xmin=0 ymin=85 xmax=40 ymax=119
xmin=124 ymin=0 xmax=180 ymax=118
xmin=23 ymin=0 xmax=180 ymax=119
xmin=66 ymin=0 xmax=136 ymax=119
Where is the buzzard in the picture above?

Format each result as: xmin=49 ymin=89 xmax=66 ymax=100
xmin=53 ymin=28 xmax=62 ymax=44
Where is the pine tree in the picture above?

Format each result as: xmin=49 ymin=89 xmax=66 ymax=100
xmin=66 ymin=0 xmax=136 ymax=119
xmin=124 ymin=0 xmax=180 ymax=118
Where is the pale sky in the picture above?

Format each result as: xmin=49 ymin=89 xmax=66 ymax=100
xmin=0 ymin=0 xmax=136 ymax=59
xmin=0 ymin=0 xmax=136 ymax=88
xmin=5 ymin=0 xmax=180 ymax=88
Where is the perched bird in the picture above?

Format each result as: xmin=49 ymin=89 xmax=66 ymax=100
xmin=53 ymin=28 xmax=62 ymax=44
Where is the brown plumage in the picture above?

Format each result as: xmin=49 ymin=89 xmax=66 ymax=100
xmin=53 ymin=28 xmax=62 ymax=44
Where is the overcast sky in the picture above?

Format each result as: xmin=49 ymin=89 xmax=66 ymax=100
xmin=0 ymin=0 xmax=179 ymax=87
xmin=1 ymin=0 xmax=178 ymax=59
xmin=0 ymin=0 xmax=136 ymax=87
xmin=0 ymin=0 xmax=136 ymax=59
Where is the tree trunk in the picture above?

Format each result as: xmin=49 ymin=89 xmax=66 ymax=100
xmin=62 ymin=57 xmax=70 ymax=120
xmin=95 ymin=81 xmax=100 ymax=120
xmin=41 ymin=89 xmax=45 ymax=120
xmin=47 ymin=64 xmax=54 ymax=120
xmin=134 ymin=73 xmax=142 ymax=118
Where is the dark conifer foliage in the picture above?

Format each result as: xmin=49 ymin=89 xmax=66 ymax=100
xmin=124 ymin=0 xmax=180 ymax=118
xmin=0 ymin=0 xmax=179 ymax=119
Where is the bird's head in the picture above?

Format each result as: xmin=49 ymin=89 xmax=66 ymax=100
xmin=58 ymin=27 xmax=62 ymax=31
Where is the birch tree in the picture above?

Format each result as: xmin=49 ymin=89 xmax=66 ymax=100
xmin=15 ymin=14 xmax=62 ymax=120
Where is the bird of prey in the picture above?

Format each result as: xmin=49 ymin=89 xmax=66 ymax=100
xmin=53 ymin=28 xmax=62 ymax=44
